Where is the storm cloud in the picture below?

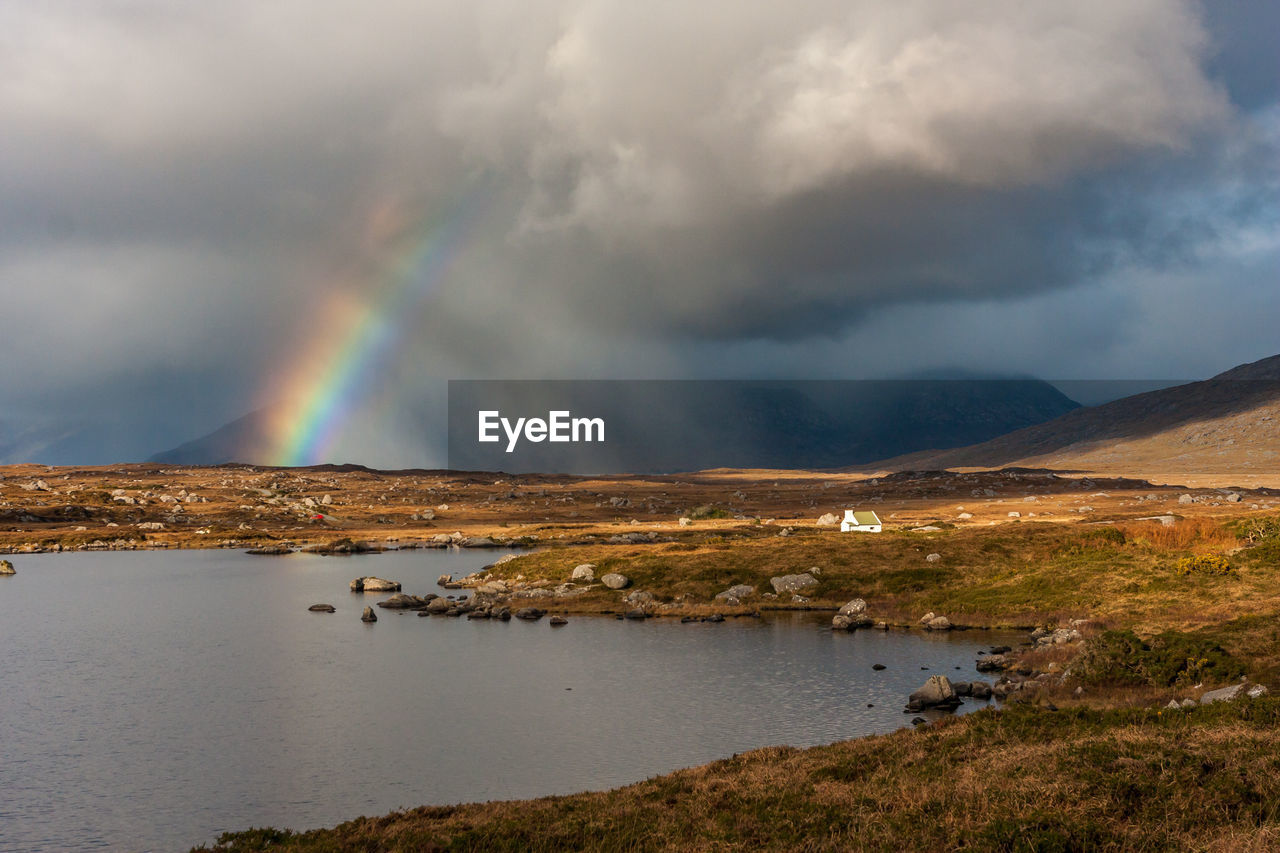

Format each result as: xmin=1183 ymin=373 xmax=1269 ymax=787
xmin=1 ymin=0 xmax=1276 ymax=463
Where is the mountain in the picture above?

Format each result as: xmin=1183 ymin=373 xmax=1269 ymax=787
xmin=445 ymin=379 xmax=1079 ymax=474
xmin=148 ymin=407 xmax=279 ymax=465
xmin=154 ymin=379 xmax=1079 ymax=473
xmin=866 ymin=354 xmax=1280 ymax=486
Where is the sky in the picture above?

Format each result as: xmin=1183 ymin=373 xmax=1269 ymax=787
xmin=1 ymin=0 xmax=1277 ymax=466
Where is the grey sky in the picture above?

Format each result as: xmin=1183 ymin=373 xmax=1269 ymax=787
xmin=1 ymin=0 xmax=1276 ymax=465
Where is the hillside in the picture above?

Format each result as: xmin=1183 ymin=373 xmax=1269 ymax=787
xmin=869 ymin=354 xmax=1280 ymax=487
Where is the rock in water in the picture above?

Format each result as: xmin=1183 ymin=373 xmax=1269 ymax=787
xmin=600 ymin=573 xmax=631 ymax=590
xmin=0 ymin=560 xmax=14 ymax=575
xmin=308 ymin=603 xmax=336 ymax=613
xmin=906 ymin=676 xmax=962 ymax=712
xmin=350 ymin=576 xmax=401 ymax=592
xmin=361 ymin=606 xmax=377 ymax=623
xmin=549 ymin=615 xmax=568 ymax=626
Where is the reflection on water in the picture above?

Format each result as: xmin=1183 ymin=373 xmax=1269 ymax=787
xmin=0 ymin=549 xmax=1015 ymax=852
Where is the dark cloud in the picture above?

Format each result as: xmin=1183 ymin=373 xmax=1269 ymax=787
xmin=0 ymin=0 xmax=1276 ymax=464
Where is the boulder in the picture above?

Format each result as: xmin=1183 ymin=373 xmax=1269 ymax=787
xmin=361 ymin=606 xmax=377 ymax=623
xmin=549 ymin=615 xmax=568 ymax=626
xmin=350 ymin=576 xmax=401 ymax=592
xmin=570 ymin=563 xmax=596 ymax=582
xmin=624 ymin=609 xmax=648 ymax=620
xmin=926 ymin=553 xmax=942 ymax=563
xmin=715 ymin=584 xmax=755 ymax=603
xmin=970 ymin=681 xmax=993 ymax=699
xmin=816 ymin=513 xmax=840 ymax=526
xmin=515 ymin=607 xmax=545 ymax=620
xmin=601 ymin=572 xmax=631 ymax=590
xmin=1200 ymin=682 xmax=1270 ymax=705
xmin=770 ymin=573 xmax=818 ymax=595
xmin=924 ymin=615 xmax=952 ymax=631
xmin=975 ymin=655 xmax=1009 ymax=673
xmin=838 ymin=598 xmax=867 ymax=616
xmin=436 ymin=574 xmax=453 ymax=586
xmin=425 ymin=597 xmax=452 ymax=614
xmin=377 ymin=593 xmax=430 ymax=610
xmin=0 ymin=560 xmax=14 ymax=575
xmin=678 ymin=517 xmax=691 ymax=527
xmin=704 ymin=613 xmax=725 ymax=623
xmin=906 ymin=676 xmax=962 ymax=712
xmin=624 ymin=590 xmax=655 ymax=607
xmin=308 ymin=603 xmax=335 ymax=613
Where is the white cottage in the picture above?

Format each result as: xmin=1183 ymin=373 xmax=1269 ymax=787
xmin=841 ymin=509 xmax=882 ymax=533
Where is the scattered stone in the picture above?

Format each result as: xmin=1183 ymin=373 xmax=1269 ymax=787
xmin=957 ymin=512 xmax=973 ymax=520
xmin=350 ymin=576 xmax=401 ymax=592
xmin=1179 ymin=494 xmax=1194 ymax=504
xmin=1180 ymin=698 xmax=1196 ymax=709
xmin=570 ymin=563 xmax=596 ymax=582
xmin=1007 ymin=512 xmax=1021 ymax=519
xmin=361 ymin=606 xmax=377 ymax=623
xmin=1036 ymin=627 xmax=1082 ymax=646
xmin=601 ymin=572 xmax=631 ymax=590
xmin=770 ymin=573 xmax=818 ymax=595
xmin=1226 ymin=492 xmax=1242 ymax=503
xmin=816 ymin=512 xmax=840 ymax=526
xmin=925 ymin=553 xmax=941 ymax=563
xmin=923 ymin=615 xmax=952 ymax=631
xmin=911 ymin=717 xmax=928 ymax=726
xmin=678 ymin=517 xmax=692 ymax=527
xmin=308 ymin=603 xmax=335 ymax=612
xmin=247 ymin=545 xmax=292 ymax=555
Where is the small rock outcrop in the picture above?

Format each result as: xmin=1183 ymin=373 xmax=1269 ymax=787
xmin=714 ymin=584 xmax=756 ymax=605
xmin=1200 ymin=682 xmax=1269 ymax=705
xmin=350 ymin=576 xmax=401 ymax=592
xmin=361 ymin=606 xmax=377 ymax=623
xmin=308 ymin=603 xmax=335 ymax=612
xmin=919 ymin=612 xmax=953 ymax=631
xmin=770 ymin=573 xmax=818 ymax=595
xmin=905 ymin=676 xmax=962 ymax=712
xmin=601 ymin=572 xmax=631 ymax=590
xmin=816 ymin=513 xmax=840 ymax=526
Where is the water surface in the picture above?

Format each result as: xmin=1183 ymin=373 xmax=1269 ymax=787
xmin=0 ymin=549 xmax=1014 ymax=852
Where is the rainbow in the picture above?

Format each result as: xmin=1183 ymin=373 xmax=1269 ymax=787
xmin=263 ymin=186 xmax=490 ymax=467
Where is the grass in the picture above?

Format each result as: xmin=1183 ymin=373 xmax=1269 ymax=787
xmin=484 ymin=517 xmax=1280 ymax=631
xmin=194 ymin=698 xmax=1280 ymax=852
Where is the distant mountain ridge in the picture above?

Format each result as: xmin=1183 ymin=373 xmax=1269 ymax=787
xmin=149 ymin=407 xmax=280 ymax=466
xmin=866 ymin=354 xmax=1280 ymax=484
xmin=154 ymin=379 xmax=1080 ymax=473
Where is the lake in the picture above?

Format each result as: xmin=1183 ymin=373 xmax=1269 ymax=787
xmin=0 ymin=548 xmax=1016 ymax=852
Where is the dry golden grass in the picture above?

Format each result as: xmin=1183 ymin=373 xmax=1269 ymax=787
xmin=195 ymin=699 xmax=1280 ymax=852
